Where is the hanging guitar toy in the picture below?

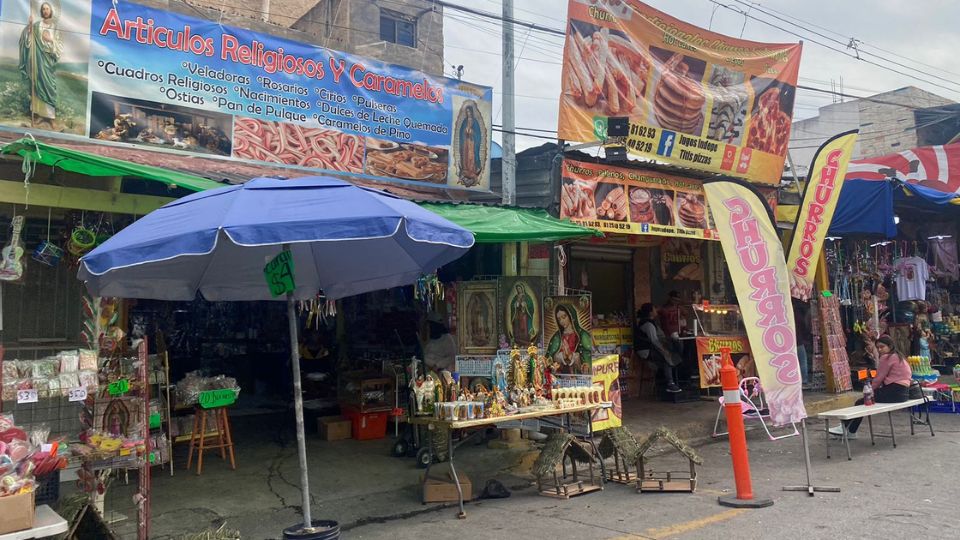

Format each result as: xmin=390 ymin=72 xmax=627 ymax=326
xmin=0 ymin=216 xmax=26 ymax=281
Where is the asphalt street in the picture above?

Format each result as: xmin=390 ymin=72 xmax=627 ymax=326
xmin=349 ymin=411 xmax=960 ymax=539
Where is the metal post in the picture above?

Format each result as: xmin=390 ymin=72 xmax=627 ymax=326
xmin=717 ymin=347 xmax=772 ymax=508
xmin=287 ymin=293 xmax=313 ymax=529
xmin=783 ymin=419 xmax=840 ymax=495
xmin=501 ymin=0 xmax=516 ymax=206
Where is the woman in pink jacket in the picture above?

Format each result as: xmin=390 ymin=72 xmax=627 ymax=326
xmin=829 ymin=335 xmax=912 ymax=439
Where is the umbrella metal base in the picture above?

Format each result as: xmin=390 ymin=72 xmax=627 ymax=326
xmin=282 ymin=520 xmax=340 ymax=539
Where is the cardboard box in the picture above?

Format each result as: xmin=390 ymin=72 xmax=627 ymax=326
xmin=318 ymin=415 xmax=352 ymax=441
xmin=0 ymin=491 xmax=35 ymax=535
xmin=421 ymin=471 xmax=472 ymax=503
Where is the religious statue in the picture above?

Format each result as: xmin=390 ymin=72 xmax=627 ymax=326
xmin=422 ymin=376 xmax=436 ymax=413
xmin=509 ymin=348 xmax=528 ymax=388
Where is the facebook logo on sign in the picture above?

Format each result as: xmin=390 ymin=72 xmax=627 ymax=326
xmin=657 ymin=130 xmax=676 ymax=157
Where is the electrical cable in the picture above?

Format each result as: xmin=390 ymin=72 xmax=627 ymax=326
xmin=706 ymin=0 xmax=960 ymax=96
xmin=727 ymin=0 xmax=960 ymax=92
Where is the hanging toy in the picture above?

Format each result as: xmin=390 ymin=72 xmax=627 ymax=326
xmin=414 ymin=273 xmax=444 ymax=310
xmin=32 ymin=208 xmax=63 ymax=267
xmin=68 ymin=226 xmax=96 ymax=256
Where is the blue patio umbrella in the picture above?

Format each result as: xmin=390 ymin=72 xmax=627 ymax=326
xmin=78 ymin=176 xmax=474 ymax=535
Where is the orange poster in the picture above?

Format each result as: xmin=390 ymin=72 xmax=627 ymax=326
xmin=560 ymin=158 xmax=718 ymax=240
xmin=558 ymin=0 xmax=802 ymax=184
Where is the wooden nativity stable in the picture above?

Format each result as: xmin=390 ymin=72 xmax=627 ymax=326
xmin=532 ymin=432 xmax=602 ymax=499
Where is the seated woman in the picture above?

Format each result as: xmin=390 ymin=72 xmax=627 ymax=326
xmin=634 ymin=303 xmax=682 ymax=393
xmin=829 ymin=335 xmax=912 ymax=439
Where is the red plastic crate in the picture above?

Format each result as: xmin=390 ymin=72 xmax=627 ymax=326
xmin=342 ymin=407 xmax=387 ymax=440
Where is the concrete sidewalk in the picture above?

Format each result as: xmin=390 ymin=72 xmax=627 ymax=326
xmin=141 ymin=391 xmax=860 ymax=538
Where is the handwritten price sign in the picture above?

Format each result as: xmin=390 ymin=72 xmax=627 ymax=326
xmin=108 ymin=379 xmax=130 ymax=396
xmin=68 ymin=387 xmax=88 ymax=402
xmin=264 ymin=250 xmax=296 ymax=297
xmin=16 ymin=389 xmax=38 ymax=404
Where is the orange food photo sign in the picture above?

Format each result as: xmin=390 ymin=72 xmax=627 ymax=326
xmin=558 ymin=0 xmax=802 ymax=184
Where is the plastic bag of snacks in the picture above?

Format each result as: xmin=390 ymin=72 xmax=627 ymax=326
xmin=58 ymin=373 xmax=80 ymax=397
xmin=32 ymin=377 xmax=52 ymax=400
xmin=78 ymin=370 xmax=98 ymax=392
xmin=1 ymin=380 xmax=15 ymax=401
xmin=0 ymin=414 xmax=39 ymax=496
xmin=78 ymin=349 xmax=98 ymax=372
xmin=34 ymin=358 xmax=58 ymax=379
xmin=58 ymin=350 xmax=80 ymax=373
xmin=16 ymin=360 xmax=34 ymax=378
xmin=1 ymin=360 xmax=17 ymax=380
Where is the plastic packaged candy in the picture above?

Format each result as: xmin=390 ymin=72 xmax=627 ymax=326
xmin=78 ymin=349 xmax=98 ymax=372
xmin=58 ymin=373 xmax=80 ymax=397
xmin=78 ymin=371 xmax=98 ymax=392
xmin=58 ymin=350 xmax=80 ymax=373
xmin=1 ymin=360 xmax=17 ymax=380
xmin=1 ymin=380 xmax=16 ymax=401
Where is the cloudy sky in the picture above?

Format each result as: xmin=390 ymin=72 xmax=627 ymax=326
xmin=441 ymin=0 xmax=960 ymax=150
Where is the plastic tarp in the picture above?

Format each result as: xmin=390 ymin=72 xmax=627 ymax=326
xmin=829 ymin=179 xmax=898 ymax=237
xmin=1 ymin=138 xmax=224 ymax=192
xmin=418 ymin=202 xmax=602 ymax=243
xmin=825 ymin=180 xmax=959 ymax=238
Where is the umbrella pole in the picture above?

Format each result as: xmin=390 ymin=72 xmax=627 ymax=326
xmin=287 ymin=292 xmax=313 ymax=529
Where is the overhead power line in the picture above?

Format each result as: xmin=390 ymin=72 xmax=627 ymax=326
xmin=727 ymin=0 xmax=960 ymax=92
xmin=706 ymin=0 xmax=960 ymax=96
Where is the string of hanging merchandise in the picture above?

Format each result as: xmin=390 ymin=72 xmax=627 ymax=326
xmin=414 ymin=274 xmax=444 ymax=311
xmin=299 ymin=295 xmax=337 ymax=329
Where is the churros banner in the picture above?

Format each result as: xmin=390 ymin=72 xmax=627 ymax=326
xmin=560 ymin=158 xmax=719 ymax=240
xmin=591 ymin=354 xmax=622 ymax=431
xmin=703 ymin=179 xmax=806 ymax=425
xmin=786 ymin=130 xmax=859 ymax=300
xmin=559 ymin=0 xmax=802 ymax=184
xmin=0 ymin=0 xmax=492 ymax=189
xmin=695 ymin=336 xmax=751 ymax=389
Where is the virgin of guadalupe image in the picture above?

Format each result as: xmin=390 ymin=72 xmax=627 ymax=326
xmin=546 ymin=304 xmax=592 ymax=374
xmin=509 ymin=283 xmax=536 ymax=346
xmin=466 ymin=291 xmax=493 ymax=347
xmin=456 ymin=103 xmax=484 ymax=187
xmin=19 ymin=0 xmax=63 ymax=130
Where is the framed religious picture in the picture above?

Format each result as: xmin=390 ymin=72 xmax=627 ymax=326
xmin=457 ymin=281 xmax=499 ymax=354
xmin=498 ymin=276 xmax=546 ymax=349
xmin=543 ymin=295 xmax=593 ymax=375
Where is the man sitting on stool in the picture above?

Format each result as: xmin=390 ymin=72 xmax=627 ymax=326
xmin=634 ymin=303 xmax=682 ymax=393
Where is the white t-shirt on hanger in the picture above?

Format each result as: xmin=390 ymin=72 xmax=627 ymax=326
xmin=894 ymin=256 xmax=929 ymax=301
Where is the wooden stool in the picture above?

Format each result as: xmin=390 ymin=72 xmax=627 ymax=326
xmin=186 ymin=406 xmax=236 ymax=475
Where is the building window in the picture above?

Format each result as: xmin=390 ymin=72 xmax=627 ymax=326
xmin=380 ymin=10 xmax=416 ymax=48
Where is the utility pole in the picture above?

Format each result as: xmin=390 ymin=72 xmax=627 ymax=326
xmin=501 ymin=0 xmax=517 ymax=206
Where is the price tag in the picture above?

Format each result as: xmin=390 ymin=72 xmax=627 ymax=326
xmin=108 ymin=379 xmax=130 ymax=396
xmin=198 ymin=389 xmax=237 ymax=409
xmin=68 ymin=386 xmax=88 ymax=402
xmin=17 ymin=389 xmax=38 ymax=403
xmin=264 ymin=250 xmax=296 ymax=297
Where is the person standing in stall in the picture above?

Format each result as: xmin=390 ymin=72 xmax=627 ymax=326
xmin=422 ymin=312 xmax=457 ymax=373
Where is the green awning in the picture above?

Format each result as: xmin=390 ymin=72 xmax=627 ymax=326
xmin=2 ymin=138 xmax=224 ymax=192
xmin=419 ymin=202 xmax=602 ymax=243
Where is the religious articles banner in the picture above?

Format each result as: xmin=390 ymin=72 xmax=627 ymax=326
xmin=0 ymin=0 xmax=492 ymax=189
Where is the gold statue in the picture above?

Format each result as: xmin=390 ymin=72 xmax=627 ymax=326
xmin=509 ymin=347 xmax=528 ymax=388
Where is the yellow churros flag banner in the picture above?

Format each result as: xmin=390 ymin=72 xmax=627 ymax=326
xmin=591 ymin=354 xmax=622 ymax=431
xmin=558 ymin=0 xmax=802 ymax=184
xmin=785 ymin=130 xmax=859 ymax=300
xmin=703 ymin=179 xmax=806 ymax=426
